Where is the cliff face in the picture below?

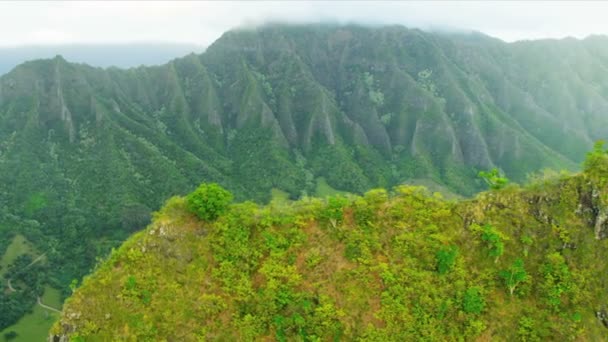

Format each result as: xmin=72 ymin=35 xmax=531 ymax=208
xmin=4 ymin=25 xmax=608 ymax=211
xmin=50 ymin=152 xmax=608 ymax=340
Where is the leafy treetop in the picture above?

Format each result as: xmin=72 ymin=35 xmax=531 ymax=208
xmin=186 ymin=183 xmax=233 ymax=221
xmin=478 ymin=168 xmax=509 ymax=190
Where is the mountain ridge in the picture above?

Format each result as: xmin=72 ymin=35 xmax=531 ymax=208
xmin=50 ymin=146 xmax=608 ymax=340
xmin=2 ymin=23 xmax=608 ymax=336
xmin=0 ymin=43 xmax=205 ymax=77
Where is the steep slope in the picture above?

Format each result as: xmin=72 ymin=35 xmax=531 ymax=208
xmin=2 ymin=24 xmax=608 ymax=332
xmin=50 ymin=148 xmax=608 ymax=340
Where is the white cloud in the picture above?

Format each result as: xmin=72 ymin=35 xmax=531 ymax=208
xmin=26 ymin=29 xmax=73 ymax=45
xmin=0 ymin=1 xmax=608 ymax=47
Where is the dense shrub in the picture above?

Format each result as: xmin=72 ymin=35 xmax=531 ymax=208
xmin=463 ymin=287 xmax=485 ymax=314
xmin=436 ymin=245 xmax=459 ymax=275
xmin=186 ymin=183 xmax=233 ymax=221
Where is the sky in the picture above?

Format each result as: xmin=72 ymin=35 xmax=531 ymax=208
xmin=1 ymin=1 xmax=608 ymax=47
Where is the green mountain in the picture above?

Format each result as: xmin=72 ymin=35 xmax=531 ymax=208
xmin=50 ymin=145 xmax=608 ymax=340
xmin=0 ymin=43 xmax=204 ymax=76
xmin=2 ymin=24 xmax=608 ymax=334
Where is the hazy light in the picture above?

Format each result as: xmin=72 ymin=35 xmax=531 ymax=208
xmin=0 ymin=1 xmax=607 ymax=47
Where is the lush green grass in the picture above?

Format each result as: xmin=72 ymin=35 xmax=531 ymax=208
xmin=314 ymin=177 xmax=349 ymax=197
xmin=270 ymin=188 xmax=290 ymax=203
xmin=1 ymin=239 xmax=58 ymax=341
xmin=404 ymin=178 xmax=462 ymax=200
xmin=0 ymin=235 xmax=34 ymax=278
xmin=41 ymin=286 xmax=62 ymax=309
xmin=0 ymin=287 xmax=61 ymax=341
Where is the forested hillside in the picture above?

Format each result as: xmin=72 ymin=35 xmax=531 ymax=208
xmin=2 ymin=24 xmax=608 ymax=334
xmin=51 ymin=144 xmax=608 ymax=340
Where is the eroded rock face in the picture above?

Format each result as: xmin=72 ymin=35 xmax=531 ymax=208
xmin=49 ymin=327 xmax=71 ymax=342
xmin=594 ymin=208 xmax=608 ymax=240
xmin=596 ymin=308 xmax=608 ymax=329
xmin=49 ymin=334 xmax=68 ymax=342
xmin=523 ymin=176 xmax=608 ymax=242
xmin=579 ymin=184 xmax=608 ymax=240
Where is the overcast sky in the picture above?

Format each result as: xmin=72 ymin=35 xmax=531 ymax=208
xmin=1 ymin=1 xmax=608 ymax=47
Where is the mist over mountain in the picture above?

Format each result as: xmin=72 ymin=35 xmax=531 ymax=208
xmin=0 ymin=43 xmax=204 ymax=76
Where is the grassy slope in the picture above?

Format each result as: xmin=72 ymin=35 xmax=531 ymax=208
xmin=403 ymin=178 xmax=462 ymax=200
xmin=270 ymin=188 xmax=290 ymax=203
xmin=51 ymin=165 xmax=608 ymax=340
xmin=0 ymin=235 xmax=34 ymax=278
xmin=314 ymin=177 xmax=349 ymax=198
xmin=1 ymin=236 xmax=63 ymax=341
xmin=41 ymin=287 xmax=62 ymax=308
xmin=1 ymin=287 xmax=62 ymax=341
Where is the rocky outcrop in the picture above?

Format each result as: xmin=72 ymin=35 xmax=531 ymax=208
xmin=596 ymin=308 xmax=608 ymax=328
xmin=594 ymin=207 xmax=608 ymax=240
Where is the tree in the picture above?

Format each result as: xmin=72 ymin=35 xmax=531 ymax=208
xmin=583 ymin=140 xmax=608 ymax=172
xmin=583 ymin=140 xmax=608 ymax=190
xmin=436 ymin=246 xmax=459 ymax=275
xmin=499 ymin=258 xmax=528 ymax=296
xmin=186 ymin=183 xmax=233 ymax=221
xmin=540 ymin=252 xmax=576 ymax=311
xmin=481 ymin=224 xmax=505 ymax=262
xmin=463 ymin=287 xmax=485 ymax=314
xmin=478 ymin=168 xmax=508 ymax=190
xmin=4 ymin=331 xmax=18 ymax=341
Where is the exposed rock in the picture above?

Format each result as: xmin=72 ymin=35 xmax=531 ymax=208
xmin=596 ymin=308 xmax=608 ymax=328
xmin=594 ymin=207 xmax=608 ymax=240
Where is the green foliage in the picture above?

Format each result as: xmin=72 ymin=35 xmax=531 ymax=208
xmin=186 ymin=183 xmax=233 ymax=221
xmin=478 ymin=168 xmax=509 ymax=190
xmin=0 ymin=245 xmax=49 ymax=331
xmin=69 ymin=279 xmax=78 ymax=294
xmin=52 ymin=163 xmax=608 ymax=340
xmin=417 ymin=69 xmax=440 ymax=97
xmin=369 ymin=90 xmax=385 ymax=106
xmin=583 ymin=141 xmax=608 ymax=198
xmin=436 ymin=245 xmax=458 ymax=275
xmin=363 ymin=72 xmax=385 ymax=106
xmin=320 ymin=195 xmax=349 ymax=226
xmin=3 ymin=331 xmax=17 ymax=341
xmin=379 ymin=112 xmax=393 ymax=125
xmin=517 ymin=316 xmax=540 ymax=342
xmin=583 ymin=140 xmax=608 ymax=175
xmin=480 ymin=224 xmax=505 ymax=261
xmin=2 ymin=24 xmax=608 ymax=337
xmin=499 ymin=258 xmax=528 ymax=296
xmin=540 ymin=252 xmax=576 ymax=311
xmin=120 ymin=203 xmax=151 ymax=232
xmin=24 ymin=192 xmax=47 ymax=217
xmin=462 ymin=287 xmax=485 ymax=315
xmin=314 ymin=177 xmax=348 ymax=198
xmin=520 ymin=235 xmax=533 ymax=257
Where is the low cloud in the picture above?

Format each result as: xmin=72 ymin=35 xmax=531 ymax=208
xmin=0 ymin=1 xmax=607 ymax=47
